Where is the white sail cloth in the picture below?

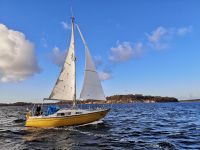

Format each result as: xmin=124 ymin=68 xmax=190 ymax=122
xmin=76 ymin=25 xmax=106 ymax=100
xmin=48 ymin=20 xmax=76 ymax=101
xmin=47 ymin=21 xmax=105 ymax=101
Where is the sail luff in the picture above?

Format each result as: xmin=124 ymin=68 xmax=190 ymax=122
xmin=76 ymin=24 xmax=106 ymax=100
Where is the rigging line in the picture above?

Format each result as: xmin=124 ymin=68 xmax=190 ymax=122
xmin=70 ymin=6 xmax=74 ymax=17
xmin=75 ymin=24 xmax=88 ymax=48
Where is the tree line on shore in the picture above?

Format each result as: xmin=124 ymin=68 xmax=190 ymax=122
xmin=0 ymin=94 xmax=179 ymax=106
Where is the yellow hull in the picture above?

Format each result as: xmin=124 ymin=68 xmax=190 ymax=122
xmin=25 ymin=109 xmax=110 ymax=127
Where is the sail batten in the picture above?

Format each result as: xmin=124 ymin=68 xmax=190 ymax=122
xmin=76 ymin=25 xmax=106 ymax=101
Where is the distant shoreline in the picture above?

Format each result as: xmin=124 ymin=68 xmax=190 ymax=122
xmin=0 ymin=94 xmax=183 ymax=106
xmin=179 ymin=99 xmax=200 ymax=102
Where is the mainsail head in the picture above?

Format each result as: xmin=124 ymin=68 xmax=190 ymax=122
xmin=76 ymin=25 xmax=106 ymax=101
xmin=48 ymin=17 xmax=76 ymax=101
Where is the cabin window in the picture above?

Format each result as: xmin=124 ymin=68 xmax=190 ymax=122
xmin=65 ymin=112 xmax=71 ymax=115
xmin=57 ymin=113 xmax=65 ymax=116
xmin=57 ymin=112 xmax=71 ymax=116
xmin=76 ymin=112 xmax=82 ymax=114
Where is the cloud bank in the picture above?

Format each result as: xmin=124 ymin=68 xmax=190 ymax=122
xmin=0 ymin=24 xmax=41 ymax=82
xmin=146 ymin=26 xmax=192 ymax=50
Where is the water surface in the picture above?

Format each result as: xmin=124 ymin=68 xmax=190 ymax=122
xmin=0 ymin=102 xmax=199 ymax=150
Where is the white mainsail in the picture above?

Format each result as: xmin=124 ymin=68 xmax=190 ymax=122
xmin=48 ymin=18 xmax=76 ymax=101
xmin=76 ymin=25 xmax=106 ymax=100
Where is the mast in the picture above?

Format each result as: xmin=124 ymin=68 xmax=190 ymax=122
xmin=71 ymin=16 xmax=76 ymax=108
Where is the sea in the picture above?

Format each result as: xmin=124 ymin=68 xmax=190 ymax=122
xmin=0 ymin=102 xmax=199 ymax=150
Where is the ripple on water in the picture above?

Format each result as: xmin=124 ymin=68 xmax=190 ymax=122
xmin=157 ymin=141 xmax=177 ymax=150
xmin=0 ymin=103 xmax=200 ymax=149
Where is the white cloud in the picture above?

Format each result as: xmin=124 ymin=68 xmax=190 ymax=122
xmin=147 ymin=26 xmax=192 ymax=50
xmin=146 ymin=26 xmax=170 ymax=50
xmin=50 ymin=47 xmax=66 ymax=67
xmin=98 ymin=71 xmax=112 ymax=81
xmin=101 ymin=41 xmax=143 ymax=80
xmin=61 ymin=21 xmax=71 ymax=30
xmin=135 ymin=42 xmax=143 ymax=52
xmin=109 ymin=41 xmax=143 ymax=63
xmin=41 ymin=37 xmax=48 ymax=48
xmin=0 ymin=24 xmax=41 ymax=82
xmin=94 ymin=55 xmax=103 ymax=68
xmin=147 ymin=26 xmax=168 ymax=43
xmin=177 ymin=26 xmax=192 ymax=36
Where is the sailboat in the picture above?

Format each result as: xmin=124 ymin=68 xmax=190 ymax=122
xmin=25 ymin=17 xmax=110 ymax=127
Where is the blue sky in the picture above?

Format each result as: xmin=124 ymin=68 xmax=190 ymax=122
xmin=0 ymin=0 xmax=200 ymax=103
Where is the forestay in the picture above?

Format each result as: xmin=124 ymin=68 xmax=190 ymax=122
xmin=76 ymin=25 xmax=106 ymax=100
